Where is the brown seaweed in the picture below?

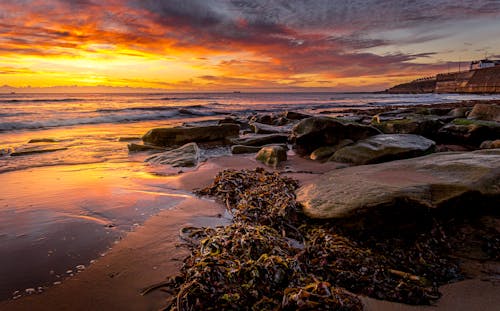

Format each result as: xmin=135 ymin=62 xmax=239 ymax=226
xmin=156 ymin=168 xmax=497 ymax=310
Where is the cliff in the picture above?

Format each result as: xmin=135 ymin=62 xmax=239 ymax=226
xmin=387 ymin=66 xmax=500 ymax=94
xmin=386 ymin=79 xmax=436 ymax=94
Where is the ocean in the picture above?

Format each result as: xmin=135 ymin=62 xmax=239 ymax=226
xmin=1 ymin=91 xmax=499 ymax=300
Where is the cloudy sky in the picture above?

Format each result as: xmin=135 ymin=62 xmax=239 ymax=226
xmin=1 ymin=0 xmax=499 ymax=91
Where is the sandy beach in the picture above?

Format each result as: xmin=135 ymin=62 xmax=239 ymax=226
xmin=1 ymin=153 xmax=499 ymax=310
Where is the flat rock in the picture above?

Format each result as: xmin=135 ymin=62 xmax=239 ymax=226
xmin=291 ymin=117 xmax=381 ymax=156
xmin=142 ymin=124 xmax=240 ymax=147
xmin=256 ymin=145 xmax=287 ymax=167
xmin=10 ymin=147 xmax=68 ymax=157
xmin=118 ymin=137 xmax=141 ymax=142
xmin=468 ymin=103 xmax=500 ymax=122
xmin=231 ymin=134 xmax=288 ymax=146
xmin=28 ymin=138 xmax=59 ymax=143
xmin=284 ymin=111 xmax=311 ymax=120
xmin=298 ymin=149 xmax=500 ymax=219
xmin=127 ymin=143 xmax=166 ymax=152
xmin=145 ymin=143 xmax=200 ymax=167
xmin=249 ymin=122 xmax=293 ymax=134
xmin=330 ymin=134 xmax=436 ymax=165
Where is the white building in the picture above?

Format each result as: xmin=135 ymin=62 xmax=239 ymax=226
xmin=470 ymin=59 xmax=500 ymax=70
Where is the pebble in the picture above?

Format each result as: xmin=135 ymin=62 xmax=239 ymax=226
xmin=53 ymin=281 xmax=61 ymax=285
xmin=76 ymin=265 xmax=85 ymax=271
xmin=66 ymin=270 xmax=73 ymax=274
xmin=25 ymin=288 xmax=36 ymax=295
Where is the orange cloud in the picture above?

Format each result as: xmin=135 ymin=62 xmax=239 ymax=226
xmin=0 ymin=0 xmax=498 ymax=91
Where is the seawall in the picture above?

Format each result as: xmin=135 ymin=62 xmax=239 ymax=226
xmin=387 ymin=66 xmax=500 ymax=94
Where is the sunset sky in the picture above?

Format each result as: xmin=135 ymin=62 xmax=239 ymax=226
xmin=1 ymin=0 xmax=499 ymax=92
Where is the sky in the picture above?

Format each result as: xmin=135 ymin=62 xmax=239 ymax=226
xmin=0 ymin=0 xmax=499 ymax=92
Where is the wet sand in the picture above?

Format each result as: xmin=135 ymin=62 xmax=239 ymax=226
xmin=1 ymin=154 xmax=499 ymax=310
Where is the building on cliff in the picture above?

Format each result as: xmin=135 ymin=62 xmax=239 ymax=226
xmin=470 ymin=59 xmax=500 ymax=70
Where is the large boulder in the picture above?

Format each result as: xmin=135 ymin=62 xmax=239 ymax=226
xmin=142 ymin=124 xmax=240 ymax=147
xmin=291 ymin=117 xmax=381 ymax=156
xmin=330 ymin=134 xmax=436 ymax=165
xmin=468 ymin=103 xmax=500 ymax=122
xmin=145 ymin=143 xmax=200 ymax=167
xmin=437 ymin=119 xmax=500 ymax=146
xmin=256 ymin=146 xmax=287 ymax=167
xmin=298 ymin=149 xmax=500 ymax=219
xmin=231 ymin=134 xmax=288 ymax=146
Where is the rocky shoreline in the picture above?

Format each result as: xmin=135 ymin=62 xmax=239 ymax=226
xmin=127 ymin=100 xmax=499 ymax=309
xmin=2 ymin=99 xmax=499 ymax=310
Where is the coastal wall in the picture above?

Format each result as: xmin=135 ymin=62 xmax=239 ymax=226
xmin=435 ymin=71 xmax=475 ymax=93
xmin=387 ymin=66 xmax=500 ymax=94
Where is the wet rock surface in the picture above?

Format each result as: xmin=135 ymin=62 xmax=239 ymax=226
xmin=256 ymin=145 xmax=287 ymax=167
xmin=467 ymin=103 xmax=500 ymax=122
xmin=230 ymin=134 xmax=288 ymax=146
xmin=145 ymin=142 xmax=200 ymax=167
xmin=330 ymin=134 xmax=436 ymax=165
xmin=142 ymin=124 xmax=240 ymax=147
xmin=437 ymin=118 xmax=500 ymax=146
xmin=299 ymin=149 xmax=500 ymax=219
xmin=291 ymin=117 xmax=381 ymax=156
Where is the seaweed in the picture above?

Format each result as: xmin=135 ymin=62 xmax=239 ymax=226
xmin=154 ymin=168 xmax=493 ymax=310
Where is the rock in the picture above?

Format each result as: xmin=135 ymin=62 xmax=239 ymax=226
xmin=309 ymin=139 xmax=354 ymax=161
xmin=448 ymin=107 xmax=470 ymax=118
xmin=231 ymin=144 xmax=287 ymax=154
xmin=249 ymin=114 xmax=275 ymax=125
xmin=145 ymin=143 xmax=200 ymax=167
xmin=372 ymin=115 xmax=448 ymax=139
xmin=256 ymin=146 xmax=287 ymax=167
xmin=284 ymin=111 xmax=311 ymax=120
xmin=118 ymin=136 xmax=141 ymax=142
xmin=10 ymin=147 xmax=68 ymax=157
xmin=0 ymin=148 xmax=13 ymax=156
xmin=468 ymin=103 xmax=500 ymax=122
xmin=480 ymin=140 xmax=500 ymax=149
xmin=249 ymin=122 xmax=293 ymax=134
xmin=298 ymin=149 xmax=500 ymax=219
xmin=127 ymin=143 xmax=166 ymax=152
xmin=437 ymin=119 xmax=500 ymax=146
xmin=291 ymin=117 xmax=381 ymax=156
xmin=231 ymin=134 xmax=288 ymax=146
xmin=142 ymin=124 xmax=240 ymax=147
xmin=28 ymin=138 xmax=58 ymax=143
xmin=330 ymin=134 xmax=436 ymax=165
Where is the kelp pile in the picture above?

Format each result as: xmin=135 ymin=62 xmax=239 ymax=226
xmin=158 ymin=168 xmax=488 ymax=310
